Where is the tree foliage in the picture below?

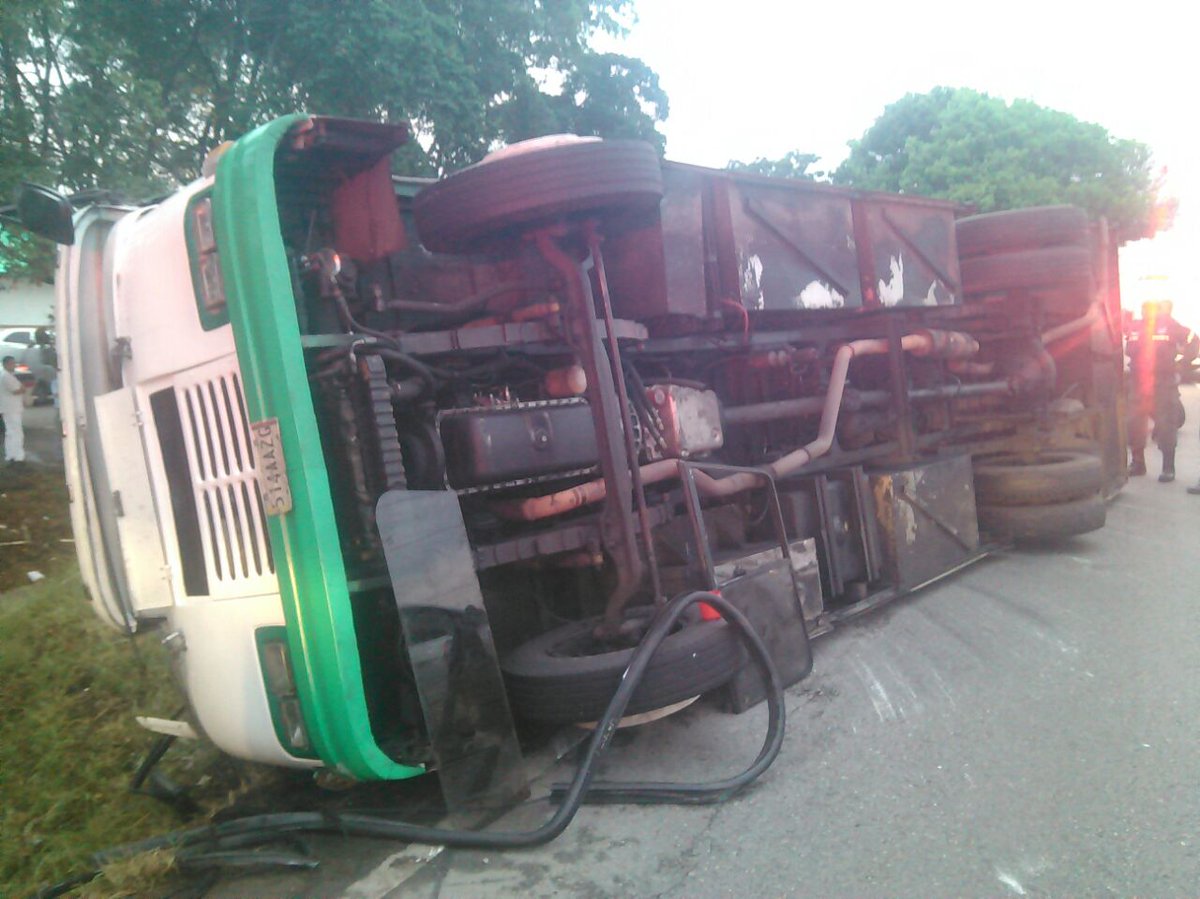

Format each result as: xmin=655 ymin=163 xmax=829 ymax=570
xmin=727 ymin=150 xmax=825 ymax=181
xmin=833 ymin=87 xmax=1160 ymax=243
xmin=0 ymin=0 xmax=668 ymax=278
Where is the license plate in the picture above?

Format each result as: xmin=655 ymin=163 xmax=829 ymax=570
xmin=250 ymin=417 xmax=293 ymax=515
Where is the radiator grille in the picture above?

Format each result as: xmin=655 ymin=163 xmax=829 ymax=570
xmin=175 ymin=368 xmax=276 ymax=589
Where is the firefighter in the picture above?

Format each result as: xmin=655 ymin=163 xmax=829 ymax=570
xmin=1126 ymin=300 xmax=1198 ymax=481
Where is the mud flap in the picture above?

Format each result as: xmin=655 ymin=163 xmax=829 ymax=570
xmin=717 ymin=550 xmax=815 ymax=714
xmin=376 ymin=490 xmax=527 ymax=811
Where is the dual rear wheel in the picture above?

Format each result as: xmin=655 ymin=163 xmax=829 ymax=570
xmin=973 ymin=450 xmax=1106 ymax=541
xmin=957 ymin=205 xmax=1095 ymax=314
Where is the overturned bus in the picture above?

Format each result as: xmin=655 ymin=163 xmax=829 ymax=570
xmin=19 ymin=115 xmax=1126 ymax=803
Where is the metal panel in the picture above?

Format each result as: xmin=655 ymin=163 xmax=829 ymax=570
xmin=377 ymin=490 xmax=527 ymax=812
xmin=112 ymin=181 xmax=245 ymax=385
xmin=605 ymin=164 xmax=707 ymax=322
xmin=788 ymin=537 xmax=825 ymax=626
xmin=637 ymin=163 xmax=962 ymax=320
xmin=859 ymin=199 xmax=961 ymax=307
xmin=716 ymin=544 xmax=815 ymax=714
xmin=780 ymin=471 xmax=879 ymax=603
xmin=868 ymin=455 xmax=980 ymax=589
xmin=816 ymin=476 xmax=870 ymax=596
xmin=438 ymin=400 xmax=598 ymax=489
xmin=672 ymin=461 xmax=813 ymax=713
xmin=659 ymin=165 xmax=708 ymax=318
xmin=92 ymin=388 xmax=173 ymax=616
xmin=172 ymin=361 xmax=277 ymax=596
xmin=730 ymin=180 xmax=861 ymax=311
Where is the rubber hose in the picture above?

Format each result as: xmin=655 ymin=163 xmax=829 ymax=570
xmin=45 ymin=591 xmax=786 ymax=892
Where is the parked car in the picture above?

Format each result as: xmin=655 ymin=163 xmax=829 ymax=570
xmin=1 ymin=326 xmax=37 ymax=356
xmin=0 ymin=329 xmax=39 ymax=389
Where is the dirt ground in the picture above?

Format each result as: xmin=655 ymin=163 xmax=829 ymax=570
xmin=0 ymin=464 xmax=73 ymax=591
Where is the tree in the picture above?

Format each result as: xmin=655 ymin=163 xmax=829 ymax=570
xmin=0 ymin=0 xmax=668 ymax=277
xmin=727 ymin=151 xmax=826 ymax=181
xmin=0 ymin=0 xmax=67 ymax=279
xmin=833 ymin=87 xmax=1161 ymax=243
xmin=510 ymin=52 xmax=668 ymax=150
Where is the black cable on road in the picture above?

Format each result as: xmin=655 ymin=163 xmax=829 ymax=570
xmin=39 ymin=590 xmax=785 ymax=895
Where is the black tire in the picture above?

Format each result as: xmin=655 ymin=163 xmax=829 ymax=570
xmin=501 ymin=607 xmax=744 ymax=724
xmin=973 ymin=450 xmax=1104 ymax=506
xmin=961 ymin=246 xmax=1093 ymax=297
xmin=956 ymin=205 xmax=1089 ymax=259
xmin=1030 ymin=285 xmax=1094 ymax=315
xmin=977 ymin=494 xmax=1106 ymax=542
xmin=414 ymin=139 xmax=664 ymax=254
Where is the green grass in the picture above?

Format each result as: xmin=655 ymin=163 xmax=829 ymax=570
xmin=0 ymin=564 xmax=215 ymax=897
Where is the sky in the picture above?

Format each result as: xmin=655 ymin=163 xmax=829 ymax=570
xmin=598 ymin=0 xmax=1200 ymax=325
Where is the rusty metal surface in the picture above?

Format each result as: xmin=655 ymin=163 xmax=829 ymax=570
xmin=660 ymin=165 xmax=709 ymax=318
xmin=732 ymin=181 xmax=859 ymax=310
xmin=644 ymin=383 xmax=723 ymax=458
xmin=535 ymin=232 xmax=644 ymax=631
xmin=472 ymin=504 xmax=672 ymax=571
xmin=862 ymin=201 xmax=961 ymax=305
xmin=712 ymin=537 xmax=824 ymax=628
xmin=619 ymin=162 xmax=963 ymax=320
xmin=296 ymin=319 xmax=650 ymax=355
xmin=868 ymin=455 xmax=980 ymax=590
xmin=779 ymin=469 xmax=879 ymax=603
xmin=587 ymin=222 xmax=664 ymax=604
xmin=717 ymin=549 xmax=814 ymax=714
xmin=672 ymin=460 xmax=814 ymax=713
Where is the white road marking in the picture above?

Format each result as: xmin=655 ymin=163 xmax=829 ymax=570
xmin=343 ymin=845 xmax=444 ymax=899
xmin=855 ymin=658 xmax=898 ymax=721
xmin=995 ymin=868 xmax=1028 ymax=895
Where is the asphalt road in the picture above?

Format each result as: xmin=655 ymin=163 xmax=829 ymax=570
xmin=143 ymin=385 xmax=1200 ymax=897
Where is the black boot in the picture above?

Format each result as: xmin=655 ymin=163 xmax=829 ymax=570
xmin=1159 ymin=448 xmax=1176 ymax=483
xmin=1130 ymin=450 xmax=1147 ymax=476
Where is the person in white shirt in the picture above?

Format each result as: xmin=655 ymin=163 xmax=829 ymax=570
xmin=1 ymin=355 xmax=29 ymax=464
